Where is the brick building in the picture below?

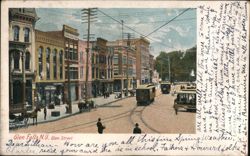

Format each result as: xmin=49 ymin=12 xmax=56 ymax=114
xmin=91 ymin=38 xmax=114 ymax=97
xmin=35 ymin=30 xmax=65 ymax=106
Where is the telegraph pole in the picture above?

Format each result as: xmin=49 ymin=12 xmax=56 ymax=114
xmin=82 ymin=8 xmax=97 ymax=103
xmin=168 ymin=55 xmax=171 ymax=82
xmin=123 ymin=32 xmax=134 ymax=96
xmin=67 ymin=49 xmax=72 ymax=113
xmin=121 ymin=20 xmax=124 ymax=97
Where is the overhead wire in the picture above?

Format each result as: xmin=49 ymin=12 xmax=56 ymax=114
xmin=98 ymin=8 xmax=193 ymax=49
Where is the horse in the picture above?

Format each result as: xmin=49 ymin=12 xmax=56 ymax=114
xmin=24 ymin=107 xmax=41 ymax=125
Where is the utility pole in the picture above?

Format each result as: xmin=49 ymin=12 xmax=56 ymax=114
xmin=123 ymin=32 xmax=134 ymax=96
xmin=168 ymin=55 xmax=171 ymax=82
xmin=160 ymin=61 xmax=163 ymax=81
xmin=121 ymin=20 xmax=124 ymax=98
xmin=126 ymin=33 xmax=130 ymax=96
xmin=67 ymin=49 xmax=72 ymax=113
xmin=82 ymin=8 xmax=97 ymax=103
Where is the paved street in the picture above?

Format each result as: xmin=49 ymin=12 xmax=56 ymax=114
xmin=13 ymin=87 xmax=195 ymax=134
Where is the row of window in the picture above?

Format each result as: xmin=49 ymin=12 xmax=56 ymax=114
xmin=12 ymin=51 xmax=30 ymax=70
xmin=12 ymin=26 xmax=30 ymax=42
xmin=91 ymin=67 xmax=113 ymax=79
xmin=92 ymin=54 xmax=113 ymax=65
xmin=38 ymin=47 xmax=64 ymax=80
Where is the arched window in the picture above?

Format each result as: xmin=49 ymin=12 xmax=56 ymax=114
xmin=13 ymin=80 xmax=22 ymax=104
xmin=38 ymin=47 xmax=43 ymax=79
xmin=13 ymin=26 xmax=20 ymax=41
xmin=13 ymin=51 xmax=20 ymax=70
xmin=25 ymin=52 xmax=30 ymax=70
xmin=46 ymin=48 xmax=51 ymax=80
xmin=24 ymin=28 xmax=30 ymax=42
xmin=53 ymin=49 xmax=57 ymax=79
xmin=59 ymin=50 xmax=63 ymax=79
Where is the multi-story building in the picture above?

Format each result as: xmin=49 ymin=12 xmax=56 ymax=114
xmin=107 ymin=40 xmax=136 ymax=92
xmin=91 ymin=38 xmax=113 ymax=97
xmin=9 ymin=8 xmax=38 ymax=113
xmin=48 ymin=25 xmax=80 ymax=103
xmin=35 ymin=30 xmax=65 ymax=106
xmin=131 ymin=37 xmax=150 ymax=85
xmin=78 ymin=39 xmax=92 ymax=99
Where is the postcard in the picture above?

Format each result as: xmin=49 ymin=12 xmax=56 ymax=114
xmin=0 ymin=0 xmax=249 ymax=155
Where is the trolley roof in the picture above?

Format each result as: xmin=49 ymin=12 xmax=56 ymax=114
xmin=161 ymin=81 xmax=171 ymax=85
xmin=176 ymin=90 xmax=196 ymax=94
xmin=136 ymin=84 xmax=155 ymax=89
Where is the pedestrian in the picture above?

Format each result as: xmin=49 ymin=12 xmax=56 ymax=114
xmin=44 ymin=106 xmax=47 ymax=120
xmin=96 ymin=118 xmax=105 ymax=134
xmin=133 ymin=123 xmax=141 ymax=134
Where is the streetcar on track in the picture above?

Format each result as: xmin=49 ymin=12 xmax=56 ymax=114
xmin=136 ymin=84 xmax=156 ymax=105
xmin=160 ymin=82 xmax=171 ymax=94
xmin=173 ymin=90 xmax=196 ymax=115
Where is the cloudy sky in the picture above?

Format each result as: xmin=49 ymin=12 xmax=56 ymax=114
xmin=35 ymin=8 xmax=196 ymax=57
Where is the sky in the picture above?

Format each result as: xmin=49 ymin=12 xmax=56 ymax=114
xmin=35 ymin=8 xmax=196 ymax=57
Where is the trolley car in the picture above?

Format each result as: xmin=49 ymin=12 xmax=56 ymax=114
xmin=173 ymin=90 xmax=196 ymax=115
xmin=136 ymin=84 xmax=156 ymax=105
xmin=160 ymin=82 xmax=171 ymax=94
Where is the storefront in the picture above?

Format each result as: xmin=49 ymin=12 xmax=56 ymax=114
xmin=37 ymin=83 xmax=64 ymax=106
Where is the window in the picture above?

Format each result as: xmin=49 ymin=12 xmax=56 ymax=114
xmin=92 ymin=67 xmax=95 ymax=78
xmin=46 ymin=48 xmax=51 ymax=80
xmin=25 ymin=52 xmax=30 ymax=70
xmin=24 ymin=28 xmax=30 ymax=42
xmin=38 ymin=47 xmax=43 ymax=78
xmin=96 ymin=68 xmax=98 ymax=79
xmin=59 ymin=50 xmax=63 ymax=79
xmin=92 ymin=54 xmax=95 ymax=64
xmin=122 ymin=56 xmax=127 ymax=64
xmin=13 ymin=51 xmax=20 ymax=70
xmin=96 ymin=55 xmax=99 ymax=64
xmin=65 ymin=47 xmax=68 ymax=59
xmin=68 ymin=67 xmax=78 ymax=79
xmin=69 ymin=48 xmax=73 ymax=60
xmin=13 ymin=26 xmax=20 ymax=41
xmin=73 ymin=49 xmax=78 ymax=61
xmin=53 ymin=49 xmax=57 ymax=79
xmin=114 ymin=54 xmax=118 ymax=64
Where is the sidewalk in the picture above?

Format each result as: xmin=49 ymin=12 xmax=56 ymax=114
xmin=28 ymin=94 xmax=127 ymax=125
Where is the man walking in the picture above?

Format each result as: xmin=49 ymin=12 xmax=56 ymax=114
xmin=44 ymin=106 xmax=47 ymax=120
xmin=133 ymin=123 xmax=141 ymax=134
xmin=96 ymin=118 xmax=105 ymax=134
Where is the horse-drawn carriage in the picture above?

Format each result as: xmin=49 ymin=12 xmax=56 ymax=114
xmin=78 ymin=100 xmax=95 ymax=113
xmin=9 ymin=107 xmax=41 ymax=129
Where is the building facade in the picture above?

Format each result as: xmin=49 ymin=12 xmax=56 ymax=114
xmin=107 ymin=40 xmax=136 ymax=92
xmin=49 ymin=25 xmax=80 ymax=102
xmin=78 ymin=39 xmax=92 ymax=99
xmin=131 ymin=37 xmax=150 ymax=85
xmin=9 ymin=8 xmax=38 ymax=113
xmin=35 ymin=30 xmax=65 ymax=106
xmin=91 ymin=38 xmax=114 ymax=97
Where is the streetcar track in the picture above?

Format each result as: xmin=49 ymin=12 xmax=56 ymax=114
xmin=48 ymin=104 xmax=138 ymax=133
xmin=129 ymin=103 xmax=161 ymax=133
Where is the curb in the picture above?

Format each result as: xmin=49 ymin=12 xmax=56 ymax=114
xmin=27 ymin=96 xmax=131 ymax=126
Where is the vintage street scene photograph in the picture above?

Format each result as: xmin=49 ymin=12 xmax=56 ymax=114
xmin=9 ymin=8 xmax=197 ymax=133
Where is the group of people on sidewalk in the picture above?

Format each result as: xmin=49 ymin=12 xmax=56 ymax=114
xmin=96 ymin=118 xmax=141 ymax=134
